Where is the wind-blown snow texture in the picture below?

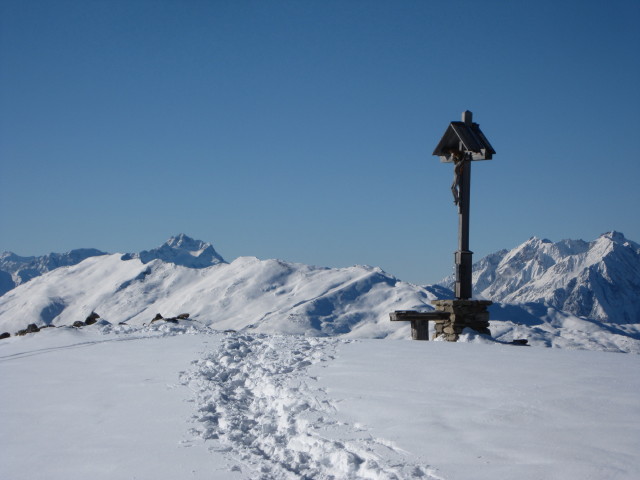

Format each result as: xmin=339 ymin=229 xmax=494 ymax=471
xmin=1 ymin=233 xmax=639 ymax=352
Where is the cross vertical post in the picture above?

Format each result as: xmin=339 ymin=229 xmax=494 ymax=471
xmin=456 ymin=153 xmax=473 ymax=300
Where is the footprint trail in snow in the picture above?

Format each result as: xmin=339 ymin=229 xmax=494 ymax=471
xmin=181 ymin=333 xmax=437 ymax=479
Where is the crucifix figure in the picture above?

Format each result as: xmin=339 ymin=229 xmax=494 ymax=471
xmin=449 ymin=149 xmax=469 ymax=208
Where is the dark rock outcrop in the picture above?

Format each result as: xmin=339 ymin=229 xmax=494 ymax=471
xmin=150 ymin=312 xmax=190 ymax=324
xmin=85 ymin=312 xmax=100 ymax=325
xmin=16 ymin=323 xmax=40 ymax=336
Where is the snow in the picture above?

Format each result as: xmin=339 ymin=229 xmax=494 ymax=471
xmin=2 ymin=233 xmax=640 ymax=477
xmin=182 ymin=333 xmax=432 ymax=479
xmin=0 ymin=253 xmax=437 ymax=340
xmin=2 ymin=324 xmax=639 ymax=479
xmin=323 ymin=340 xmax=640 ymax=480
xmin=0 ymin=326 xmax=231 ymax=479
xmin=0 ymin=248 xmax=107 ymax=295
xmin=488 ymin=304 xmax=640 ymax=354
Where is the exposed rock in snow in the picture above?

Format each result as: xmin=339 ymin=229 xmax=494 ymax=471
xmin=16 ymin=323 xmax=40 ymax=336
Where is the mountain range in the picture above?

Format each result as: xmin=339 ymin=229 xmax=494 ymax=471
xmin=0 ymin=233 xmax=225 ymax=297
xmin=0 ymin=234 xmax=443 ymax=339
xmin=1 ymin=232 xmax=638 ymax=352
xmin=439 ymin=231 xmax=640 ymax=324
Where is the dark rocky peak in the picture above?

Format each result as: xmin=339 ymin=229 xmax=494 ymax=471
xmin=122 ymin=234 xmax=226 ymax=269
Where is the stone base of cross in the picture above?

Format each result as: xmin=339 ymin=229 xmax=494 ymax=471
xmin=431 ymin=299 xmax=491 ymax=341
xmin=390 ymin=299 xmax=491 ymax=341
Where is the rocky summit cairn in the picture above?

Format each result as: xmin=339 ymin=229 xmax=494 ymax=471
xmin=391 ymin=111 xmax=495 ymax=341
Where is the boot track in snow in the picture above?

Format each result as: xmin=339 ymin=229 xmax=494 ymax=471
xmin=181 ymin=333 xmax=437 ymax=479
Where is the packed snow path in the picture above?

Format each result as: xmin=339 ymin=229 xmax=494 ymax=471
xmin=182 ymin=333 xmax=436 ymax=479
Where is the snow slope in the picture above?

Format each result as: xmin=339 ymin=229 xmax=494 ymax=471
xmin=0 ymin=247 xmax=107 ymax=295
xmin=0 ymin=325 xmax=233 ymax=480
xmin=1 ymin=324 xmax=639 ymax=479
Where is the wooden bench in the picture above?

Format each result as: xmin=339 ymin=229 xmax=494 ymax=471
xmin=389 ymin=310 xmax=450 ymax=340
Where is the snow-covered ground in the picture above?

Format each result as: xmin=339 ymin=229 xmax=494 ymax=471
xmin=2 ymin=323 xmax=639 ymax=479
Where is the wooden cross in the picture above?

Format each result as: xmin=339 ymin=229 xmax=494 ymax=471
xmin=432 ymin=111 xmax=495 ymax=300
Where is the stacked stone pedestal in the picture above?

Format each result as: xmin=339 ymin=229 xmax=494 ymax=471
xmin=431 ymin=299 xmax=491 ymax=341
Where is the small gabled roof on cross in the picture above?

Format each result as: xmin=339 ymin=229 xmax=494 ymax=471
xmin=432 ymin=110 xmax=496 ymax=162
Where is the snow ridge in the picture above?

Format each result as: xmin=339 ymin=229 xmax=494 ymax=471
xmin=0 ymin=248 xmax=107 ymax=295
xmin=0 ymin=253 xmax=436 ymax=338
xmin=182 ymin=333 xmax=435 ymax=479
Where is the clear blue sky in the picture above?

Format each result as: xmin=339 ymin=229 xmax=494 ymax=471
xmin=1 ymin=0 xmax=639 ymax=284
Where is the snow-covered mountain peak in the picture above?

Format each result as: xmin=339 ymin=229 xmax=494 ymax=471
xmin=600 ymin=230 xmax=627 ymax=242
xmin=593 ymin=230 xmax=638 ymax=251
xmin=122 ymin=234 xmax=226 ymax=268
xmin=165 ymin=233 xmax=204 ymax=251
xmin=526 ymin=236 xmax=551 ymax=244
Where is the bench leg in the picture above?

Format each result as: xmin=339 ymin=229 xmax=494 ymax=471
xmin=410 ymin=320 xmax=429 ymax=340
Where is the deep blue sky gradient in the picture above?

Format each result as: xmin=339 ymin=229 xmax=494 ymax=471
xmin=1 ymin=0 xmax=639 ymax=284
